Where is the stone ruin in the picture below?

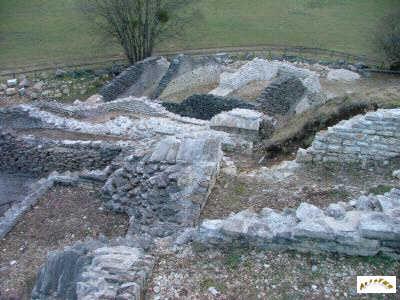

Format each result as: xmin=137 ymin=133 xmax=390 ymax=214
xmin=99 ymin=54 xmax=327 ymax=115
xmin=297 ymin=108 xmax=400 ymax=165
xmin=0 ymin=54 xmax=398 ymax=299
xmin=195 ymin=188 xmax=400 ymax=258
xmin=0 ymin=93 xmax=260 ymax=298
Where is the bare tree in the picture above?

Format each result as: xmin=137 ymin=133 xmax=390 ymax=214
xmin=376 ymin=9 xmax=400 ymax=70
xmin=85 ymin=0 xmax=198 ymax=64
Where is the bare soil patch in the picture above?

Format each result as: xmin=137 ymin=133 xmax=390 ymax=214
xmin=203 ymin=160 xmax=399 ymax=220
xmin=0 ymin=184 xmax=128 ymax=299
xmin=160 ymin=83 xmax=219 ymax=103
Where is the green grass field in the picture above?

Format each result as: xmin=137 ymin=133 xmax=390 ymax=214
xmin=0 ymin=0 xmax=397 ymax=69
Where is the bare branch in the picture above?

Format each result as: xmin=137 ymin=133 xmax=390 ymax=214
xmin=84 ymin=0 xmax=199 ymax=64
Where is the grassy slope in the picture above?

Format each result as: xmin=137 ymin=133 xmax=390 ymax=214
xmin=0 ymin=0 xmax=397 ymax=68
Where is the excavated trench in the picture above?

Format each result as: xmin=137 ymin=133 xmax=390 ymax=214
xmin=0 ymin=116 xmax=132 ymax=298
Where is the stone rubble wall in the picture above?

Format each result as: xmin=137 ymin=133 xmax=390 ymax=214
xmin=100 ymin=57 xmax=170 ymax=101
xmin=4 ymin=102 xmax=252 ymax=153
xmin=102 ymin=135 xmax=223 ymax=238
xmin=195 ymin=189 xmax=400 ymax=258
xmin=162 ymin=94 xmax=254 ymax=121
xmin=209 ymin=58 xmax=326 ymax=114
xmin=297 ymin=109 xmax=400 ymax=164
xmin=32 ymin=239 xmax=154 ymax=300
xmin=0 ymin=107 xmax=51 ymax=129
xmin=0 ymin=131 xmax=124 ymax=175
xmin=17 ymin=97 xmax=207 ymax=127
xmin=7 ymin=104 xmax=205 ymax=140
xmin=35 ymin=101 xmax=87 ymax=118
xmin=256 ymin=75 xmax=307 ymax=115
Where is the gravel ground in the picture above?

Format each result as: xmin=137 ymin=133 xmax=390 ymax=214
xmin=147 ymin=245 xmax=400 ymax=300
xmin=203 ymin=158 xmax=400 ymax=220
xmin=0 ymin=183 xmax=129 ymax=299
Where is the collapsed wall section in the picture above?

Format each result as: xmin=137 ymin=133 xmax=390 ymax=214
xmin=297 ymin=109 xmax=400 ymax=165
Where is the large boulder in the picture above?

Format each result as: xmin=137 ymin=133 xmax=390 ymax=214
xmin=162 ymin=94 xmax=254 ymax=120
xmin=6 ymin=79 xmax=17 ymax=87
xmin=327 ymin=69 xmax=360 ymax=82
xmin=210 ymin=108 xmax=267 ymax=134
xmin=5 ymin=88 xmax=17 ymax=96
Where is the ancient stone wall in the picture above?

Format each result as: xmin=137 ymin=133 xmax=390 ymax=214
xmin=0 ymin=107 xmax=50 ymax=129
xmin=162 ymin=94 xmax=254 ymax=120
xmin=195 ymin=188 xmax=400 ymax=258
xmin=102 ymin=135 xmax=223 ymax=238
xmin=100 ymin=57 xmax=169 ymax=102
xmin=297 ymin=109 xmax=400 ymax=164
xmin=0 ymin=132 xmax=123 ymax=175
xmin=256 ymin=76 xmax=306 ymax=115
xmin=32 ymin=240 xmax=154 ymax=300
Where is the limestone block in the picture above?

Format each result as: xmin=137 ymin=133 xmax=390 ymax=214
xmin=296 ymin=202 xmax=324 ymax=221
xmin=326 ymin=203 xmax=346 ymax=219
xmin=327 ymin=69 xmax=360 ymax=81
xmin=359 ymin=212 xmax=400 ymax=241
xmin=5 ymin=88 xmax=17 ymax=96
xmin=7 ymin=79 xmax=17 ymax=87
xmin=210 ymin=109 xmax=265 ymax=131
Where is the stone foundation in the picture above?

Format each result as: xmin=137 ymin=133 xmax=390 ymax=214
xmin=0 ymin=131 xmax=123 ymax=176
xmin=100 ymin=57 xmax=170 ymax=101
xmin=297 ymin=109 xmax=400 ymax=165
xmin=195 ymin=189 xmax=400 ymax=258
xmin=102 ymin=135 xmax=223 ymax=238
